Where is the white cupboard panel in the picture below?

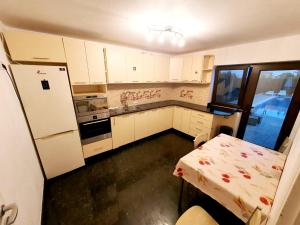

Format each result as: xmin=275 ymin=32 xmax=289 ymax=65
xmin=85 ymin=41 xmax=106 ymax=84
xmin=35 ymin=130 xmax=84 ymax=179
xmin=169 ymin=57 xmax=183 ymax=82
xmin=191 ymin=55 xmax=203 ymax=82
xmin=126 ymin=50 xmax=143 ymax=82
xmin=154 ymin=55 xmax=170 ymax=82
xmin=173 ymin=107 xmax=183 ymax=130
xmin=83 ymin=138 xmax=112 ymax=158
xmin=106 ymin=48 xmax=127 ymax=83
xmin=182 ymin=55 xmax=193 ymax=81
xmin=3 ymin=31 xmax=66 ymax=63
xmin=142 ymin=53 xmax=155 ymax=82
xmin=63 ymin=37 xmax=90 ymax=84
xmin=111 ymin=115 xmax=135 ymax=148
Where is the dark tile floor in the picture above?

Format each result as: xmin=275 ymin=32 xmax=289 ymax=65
xmin=43 ymin=130 xmax=244 ymax=225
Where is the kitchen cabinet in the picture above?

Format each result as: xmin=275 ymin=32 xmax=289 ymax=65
xmin=142 ymin=52 xmax=155 ymax=82
xmin=63 ymin=37 xmax=90 ymax=85
xmin=82 ymin=138 xmax=112 ymax=158
xmin=169 ymin=57 xmax=183 ymax=82
xmin=182 ymin=55 xmax=193 ymax=82
xmin=191 ymin=55 xmax=203 ymax=82
xmin=126 ymin=50 xmax=143 ymax=83
xmin=157 ymin=107 xmax=173 ymax=131
xmin=111 ymin=114 xmax=135 ymax=148
xmin=85 ymin=41 xmax=106 ymax=84
xmin=201 ymin=55 xmax=215 ymax=83
xmin=106 ymin=47 xmax=127 ymax=83
xmin=3 ymin=31 xmax=66 ymax=63
xmin=173 ymin=106 xmax=183 ymax=130
xmin=181 ymin=108 xmax=191 ymax=133
xmin=134 ymin=110 xmax=152 ymax=140
xmin=154 ymin=54 xmax=170 ymax=82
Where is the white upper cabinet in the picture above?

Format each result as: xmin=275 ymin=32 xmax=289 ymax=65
xmin=106 ymin=47 xmax=127 ymax=83
xmin=154 ymin=54 xmax=170 ymax=82
xmin=142 ymin=52 xmax=155 ymax=82
xmin=85 ymin=41 xmax=106 ymax=84
xmin=3 ymin=31 xmax=66 ymax=63
xmin=126 ymin=50 xmax=143 ymax=83
xmin=182 ymin=55 xmax=193 ymax=82
xmin=191 ymin=55 xmax=203 ymax=82
xmin=169 ymin=57 xmax=183 ymax=82
xmin=63 ymin=37 xmax=90 ymax=85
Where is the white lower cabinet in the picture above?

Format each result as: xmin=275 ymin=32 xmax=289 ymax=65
xmin=82 ymin=138 xmax=113 ymax=158
xmin=110 ymin=106 xmax=214 ymax=149
xmin=111 ymin=114 xmax=135 ymax=148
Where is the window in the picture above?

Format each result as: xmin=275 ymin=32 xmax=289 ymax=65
xmin=212 ymin=65 xmax=249 ymax=108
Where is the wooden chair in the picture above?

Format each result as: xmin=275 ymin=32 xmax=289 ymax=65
xmin=175 ymin=206 xmax=262 ymax=225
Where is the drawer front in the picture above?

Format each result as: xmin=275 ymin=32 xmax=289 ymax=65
xmin=190 ymin=110 xmax=213 ymax=120
xmin=190 ymin=116 xmax=212 ymax=128
xmin=189 ymin=126 xmax=211 ymax=138
xmin=83 ymin=138 xmax=113 ymax=158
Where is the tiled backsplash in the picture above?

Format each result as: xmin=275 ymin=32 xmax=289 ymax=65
xmin=107 ymin=83 xmax=211 ymax=108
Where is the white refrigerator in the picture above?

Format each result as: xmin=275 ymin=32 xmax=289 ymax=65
xmin=11 ymin=65 xmax=85 ymax=179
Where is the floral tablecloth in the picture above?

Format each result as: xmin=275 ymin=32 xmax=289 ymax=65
xmin=174 ymin=134 xmax=286 ymax=224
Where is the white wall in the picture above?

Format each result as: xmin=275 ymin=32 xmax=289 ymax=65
xmin=0 ymin=22 xmax=44 ymax=225
xmin=196 ymin=34 xmax=300 ymax=65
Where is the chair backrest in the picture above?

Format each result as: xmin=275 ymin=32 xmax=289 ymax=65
xmin=246 ymin=207 xmax=262 ymax=225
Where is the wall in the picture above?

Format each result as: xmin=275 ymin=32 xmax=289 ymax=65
xmin=195 ymin=34 xmax=300 ymax=66
xmin=0 ymin=22 xmax=44 ymax=225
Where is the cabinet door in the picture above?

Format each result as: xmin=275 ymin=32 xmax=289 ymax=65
xmin=85 ymin=41 xmax=106 ymax=84
xmin=191 ymin=55 xmax=203 ymax=82
xmin=142 ymin=53 xmax=155 ymax=82
xmin=158 ymin=107 xmax=174 ymax=131
xmin=182 ymin=55 xmax=193 ymax=82
xmin=4 ymin=31 xmax=66 ymax=63
xmin=63 ymin=37 xmax=90 ymax=85
xmin=134 ymin=111 xmax=151 ymax=140
xmin=126 ymin=50 xmax=143 ymax=83
xmin=181 ymin=108 xmax=191 ymax=134
xmin=106 ymin=48 xmax=127 ymax=83
xmin=169 ymin=57 xmax=183 ymax=82
xmin=111 ymin=115 xmax=135 ymax=148
xmin=154 ymin=55 xmax=170 ymax=82
xmin=173 ymin=107 xmax=183 ymax=130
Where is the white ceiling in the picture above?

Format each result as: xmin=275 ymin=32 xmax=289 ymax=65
xmin=1 ymin=0 xmax=300 ymax=54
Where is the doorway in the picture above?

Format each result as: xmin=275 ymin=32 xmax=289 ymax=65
xmin=212 ymin=62 xmax=300 ymax=150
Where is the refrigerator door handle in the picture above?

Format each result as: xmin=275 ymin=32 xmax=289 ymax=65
xmin=38 ymin=130 xmax=75 ymax=140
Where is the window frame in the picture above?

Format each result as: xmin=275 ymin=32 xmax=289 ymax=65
xmin=211 ymin=65 xmax=250 ymax=109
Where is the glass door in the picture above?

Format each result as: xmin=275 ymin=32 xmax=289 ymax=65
xmin=238 ymin=63 xmax=300 ymax=150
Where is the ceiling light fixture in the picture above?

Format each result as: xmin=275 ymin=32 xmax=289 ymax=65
xmin=146 ymin=25 xmax=185 ymax=47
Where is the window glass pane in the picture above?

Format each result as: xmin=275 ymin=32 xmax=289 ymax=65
xmin=216 ymin=70 xmax=244 ymax=105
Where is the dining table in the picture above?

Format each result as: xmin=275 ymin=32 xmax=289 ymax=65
xmin=173 ymin=134 xmax=286 ymax=224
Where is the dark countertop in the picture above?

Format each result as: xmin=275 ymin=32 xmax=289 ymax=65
xmin=109 ymin=100 xmax=236 ymax=117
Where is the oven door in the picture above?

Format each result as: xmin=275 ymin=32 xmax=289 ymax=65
xmin=79 ymin=118 xmax=111 ymax=144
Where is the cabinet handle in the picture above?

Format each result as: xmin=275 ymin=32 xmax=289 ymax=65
xmin=32 ymin=57 xmax=50 ymax=60
xmin=133 ymin=66 xmax=136 ymax=71
xmin=132 ymin=81 xmax=139 ymax=83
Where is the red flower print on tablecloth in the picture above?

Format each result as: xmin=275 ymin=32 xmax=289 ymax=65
xmin=259 ymin=196 xmax=273 ymax=206
xmin=221 ymin=173 xmax=231 ymax=183
xmin=199 ymin=157 xmax=213 ymax=166
xmin=220 ymin=142 xmax=232 ymax=147
xmin=240 ymin=152 xmax=248 ymax=158
xmin=237 ymin=167 xmax=251 ymax=180
xmin=176 ymin=167 xmax=183 ymax=176
xmin=250 ymin=147 xmax=264 ymax=156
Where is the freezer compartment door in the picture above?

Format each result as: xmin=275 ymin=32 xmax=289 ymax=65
xmin=11 ymin=65 xmax=78 ymax=139
xmin=35 ymin=130 xmax=85 ymax=179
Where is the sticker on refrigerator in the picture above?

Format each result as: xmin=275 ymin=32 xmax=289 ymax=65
xmin=41 ymin=79 xmax=50 ymax=90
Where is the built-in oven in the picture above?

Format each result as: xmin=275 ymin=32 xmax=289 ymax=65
xmin=73 ymin=94 xmax=111 ymax=145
